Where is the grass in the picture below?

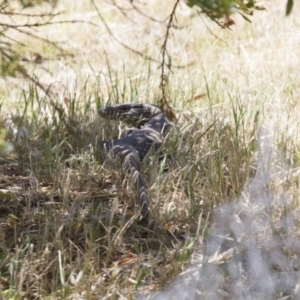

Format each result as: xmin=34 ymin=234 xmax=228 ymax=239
xmin=1 ymin=0 xmax=300 ymax=299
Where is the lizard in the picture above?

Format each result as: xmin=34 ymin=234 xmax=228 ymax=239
xmin=98 ymin=103 xmax=173 ymax=229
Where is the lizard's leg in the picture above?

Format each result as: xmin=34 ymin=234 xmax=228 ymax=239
xmin=153 ymin=143 xmax=176 ymax=168
xmin=121 ymin=127 xmax=139 ymax=137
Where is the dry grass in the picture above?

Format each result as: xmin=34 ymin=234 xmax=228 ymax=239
xmin=1 ymin=0 xmax=300 ymax=299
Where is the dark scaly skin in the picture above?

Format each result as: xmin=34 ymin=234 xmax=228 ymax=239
xmin=99 ymin=103 xmax=172 ymax=229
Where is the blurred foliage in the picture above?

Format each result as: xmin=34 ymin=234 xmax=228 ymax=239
xmin=286 ymin=0 xmax=293 ymax=16
xmin=19 ymin=0 xmax=50 ymax=8
xmin=186 ymin=0 xmax=265 ymax=28
xmin=0 ymin=126 xmax=14 ymax=154
xmin=2 ymin=0 xmax=55 ymax=8
xmin=0 ymin=0 xmax=59 ymax=88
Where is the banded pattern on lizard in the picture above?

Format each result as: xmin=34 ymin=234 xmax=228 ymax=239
xmin=99 ymin=103 xmax=173 ymax=229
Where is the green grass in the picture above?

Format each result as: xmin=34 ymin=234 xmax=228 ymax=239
xmin=1 ymin=0 xmax=300 ymax=299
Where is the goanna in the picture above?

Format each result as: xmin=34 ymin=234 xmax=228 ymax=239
xmin=99 ymin=103 xmax=173 ymax=229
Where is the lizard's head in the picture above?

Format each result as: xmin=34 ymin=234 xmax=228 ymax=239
xmin=99 ymin=103 xmax=162 ymax=127
xmin=99 ymin=104 xmax=134 ymax=119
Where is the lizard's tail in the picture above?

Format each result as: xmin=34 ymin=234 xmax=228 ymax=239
xmin=122 ymin=152 xmax=155 ymax=229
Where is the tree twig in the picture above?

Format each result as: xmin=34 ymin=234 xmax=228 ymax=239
xmin=91 ymin=0 xmax=191 ymax=69
xmin=159 ymin=0 xmax=181 ymax=122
